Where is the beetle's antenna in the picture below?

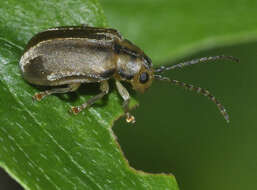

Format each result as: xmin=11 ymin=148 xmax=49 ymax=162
xmin=154 ymin=55 xmax=239 ymax=73
xmin=154 ymin=74 xmax=230 ymax=123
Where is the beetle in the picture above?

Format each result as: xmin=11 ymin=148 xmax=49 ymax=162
xmin=19 ymin=26 xmax=238 ymax=123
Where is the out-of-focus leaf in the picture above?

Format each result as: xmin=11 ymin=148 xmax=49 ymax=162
xmin=101 ymin=0 xmax=257 ymax=63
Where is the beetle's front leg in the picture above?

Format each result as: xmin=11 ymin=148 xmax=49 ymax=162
xmin=115 ymin=80 xmax=135 ymax=124
xmin=70 ymin=80 xmax=109 ymax=114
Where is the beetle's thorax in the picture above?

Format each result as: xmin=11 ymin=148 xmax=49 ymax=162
xmin=114 ymin=39 xmax=152 ymax=80
xmin=116 ymin=53 xmax=141 ymax=81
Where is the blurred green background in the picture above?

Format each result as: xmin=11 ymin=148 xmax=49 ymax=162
xmin=102 ymin=1 xmax=257 ymax=190
xmin=1 ymin=0 xmax=257 ymax=189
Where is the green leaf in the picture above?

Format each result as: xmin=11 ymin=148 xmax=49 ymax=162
xmin=0 ymin=0 xmax=179 ymax=190
xmin=101 ymin=0 xmax=257 ymax=64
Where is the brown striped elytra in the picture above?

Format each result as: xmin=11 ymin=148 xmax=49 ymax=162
xmin=19 ymin=26 xmax=239 ymax=123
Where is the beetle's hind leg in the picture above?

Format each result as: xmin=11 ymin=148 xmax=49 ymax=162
xmin=33 ymin=83 xmax=81 ymax=101
xmin=70 ymin=81 xmax=109 ymax=114
xmin=115 ymin=80 xmax=135 ymax=124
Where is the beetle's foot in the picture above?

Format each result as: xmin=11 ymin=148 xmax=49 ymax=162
xmin=126 ymin=113 xmax=136 ymax=124
xmin=70 ymin=106 xmax=82 ymax=115
xmin=33 ymin=92 xmax=47 ymax=101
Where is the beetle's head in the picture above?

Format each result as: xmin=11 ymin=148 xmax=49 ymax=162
xmin=116 ymin=52 xmax=154 ymax=93
xmin=130 ymin=56 xmax=154 ymax=93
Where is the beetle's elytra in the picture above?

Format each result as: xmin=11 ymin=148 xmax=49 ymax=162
xmin=19 ymin=26 xmax=239 ymax=123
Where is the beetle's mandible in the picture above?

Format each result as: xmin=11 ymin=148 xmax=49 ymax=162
xmin=19 ymin=26 xmax=239 ymax=123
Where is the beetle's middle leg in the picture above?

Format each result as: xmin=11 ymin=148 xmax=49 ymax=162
xmin=70 ymin=80 xmax=109 ymax=114
xmin=115 ymin=80 xmax=135 ymax=124
xmin=33 ymin=83 xmax=81 ymax=101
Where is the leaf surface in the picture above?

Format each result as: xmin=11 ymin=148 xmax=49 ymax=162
xmin=0 ymin=0 xmax=178 ymax=190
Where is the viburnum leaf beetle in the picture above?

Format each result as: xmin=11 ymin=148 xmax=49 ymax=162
xmin=19 ymin=26 xmax=239 ymax=123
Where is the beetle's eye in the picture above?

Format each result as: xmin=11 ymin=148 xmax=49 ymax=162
xmin=139 ymin=72 xmax=149 ymax=83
